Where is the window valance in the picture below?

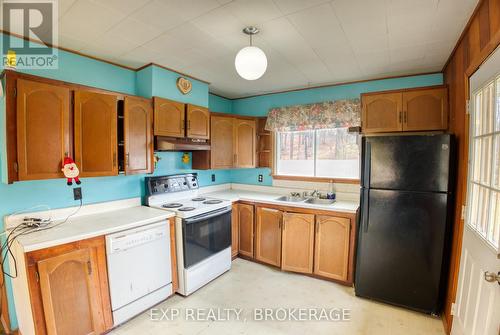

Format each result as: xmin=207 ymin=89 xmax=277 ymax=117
xmin=265 ymin=98 xmax=361 ymax=132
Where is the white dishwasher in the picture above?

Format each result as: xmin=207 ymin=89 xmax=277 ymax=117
xmin=106 ymin=221 xmax=172 ymax=325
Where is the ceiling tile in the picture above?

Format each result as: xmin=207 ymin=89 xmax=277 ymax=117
xmin=130 ymin=0 xmax=186 ymax=31
xmin=59 ymin=0 xmax=127 ymax=41
xmin=58 ymin=0 xmax=77 ymax=18
xmin=106 ymin=17 xmax=163 ymax=45
xmin=92 ymin=0 xmax=151 ymax=16
xmin=286 ymin=2 xmax=348 ymax=50
xmin=225 ymin=0 xmax=283 ymax=26
xmin=191 ymin=6 xmax=242 ymax=39
xmin=273 ymin=0 xmax=329 ymax=15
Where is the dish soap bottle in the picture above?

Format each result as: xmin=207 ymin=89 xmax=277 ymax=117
xmin=326 ymin=180 xmax=336 ymax=200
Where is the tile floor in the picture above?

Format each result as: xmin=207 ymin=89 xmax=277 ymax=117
xmin=110 ymin=259 xmax=445 ymax=335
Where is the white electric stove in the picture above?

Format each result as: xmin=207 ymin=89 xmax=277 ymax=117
xmin=146 ymin=174 xmax=232 ymax=296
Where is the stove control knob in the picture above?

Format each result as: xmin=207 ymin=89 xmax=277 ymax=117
xmin=193 ymin=183 xmax=197 ymax=187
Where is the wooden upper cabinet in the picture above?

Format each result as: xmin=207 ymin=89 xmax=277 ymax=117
xmin=361 ymin=86 xmax=449 ymax=133
xmin=234 ymin=119 xmax=256 ymax=168
xmin=16 ymin=79 xmax=71 ymax=181
xmin=153 ymin=97 xmax=185 ymax=137
xmin=362 ymin=92 xmax=403 ymax=133
xmin=74 ymin=91 xmax=118 ymax=177
xmin=255 ymin=207 xmax=283 ymax=267
xmin=186 ymin=104 xmax=210 ymax=139
xmin=211 ymin=116 xmax=234 ymax=169
xmin=124 ymin=96 xmax=153 ymax=175
xmin=281 ymin=213 xmax=315 ymax=274
xmin=238 ymin=203 xmax=255 ymax=258
xmin=402 ymin=87 xmax=448 ymax=131
xmin=231 ymin=204 xmax=239 ymax=258
xmin=37 ymin=248 xmax=105 ymax=335
xmin=314 ymin=216 xmax=351 ymax=281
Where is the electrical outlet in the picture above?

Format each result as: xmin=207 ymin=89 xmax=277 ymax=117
xmin=258 ymin=174 xmax=263 ymax=182
xmin=73 ymin=187 xmax=82 ymax=201
xmin=211 ymin=174 xmax=215 ymax=182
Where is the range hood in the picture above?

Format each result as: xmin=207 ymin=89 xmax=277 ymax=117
xmin=155 ymin=136 xmax=210 ymax=151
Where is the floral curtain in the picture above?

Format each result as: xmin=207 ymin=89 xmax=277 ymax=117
xmin=265 ymin=98 xmax=361 ymax=131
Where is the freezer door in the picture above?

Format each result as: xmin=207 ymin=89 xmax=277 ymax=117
xmin=361 ymin=135 xmax=452 ymax=192
xmin=355 ymin=189 xmax=449 ymax=314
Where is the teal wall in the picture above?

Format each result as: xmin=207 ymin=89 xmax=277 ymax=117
xmin=0 ymin=32 xmax=443 ymax=330
xmin=231 ymin=73 xmax=444 ymax=116
xmin=209 ymin=93 xmax=233 ymax=113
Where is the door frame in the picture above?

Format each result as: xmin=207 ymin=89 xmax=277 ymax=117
xmin=447 ymin=44 xmax=500 ymax=333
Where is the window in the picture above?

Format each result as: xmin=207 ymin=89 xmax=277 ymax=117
xmin=276 ymin=127 xmax=360 ymax=179
xmin=467 ymin=75 xmax=500 ymax=250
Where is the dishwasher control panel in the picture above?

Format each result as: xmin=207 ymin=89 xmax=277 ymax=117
xmin=106 ymin=222 xmax=168 ymax=254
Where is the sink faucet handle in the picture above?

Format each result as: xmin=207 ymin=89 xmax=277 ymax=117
xmin=290 ymin=192 xmax=301 ymax=197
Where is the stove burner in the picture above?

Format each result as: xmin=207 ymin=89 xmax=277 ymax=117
xmin=203 ymin=199 xmax=223 ymax=205
xmin=179 ymin=207 xmax=195 ymax=211
xmin=191 ymin=197 xmax=206 ymax=201
xmin=162 ymin=203 xmax=183 ymax=208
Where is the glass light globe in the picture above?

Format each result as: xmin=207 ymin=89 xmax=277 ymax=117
xmin=234 ymin=46 xmax=267 ymax=80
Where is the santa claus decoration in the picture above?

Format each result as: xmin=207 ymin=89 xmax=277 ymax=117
xmin=62 ymin=157 xmax=81 ymax=186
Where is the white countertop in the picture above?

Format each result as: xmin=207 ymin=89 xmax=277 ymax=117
xmin=201 ymin=189 xmax=359 ymax=214
xmin=12 ymin=205 xmax=175 ymax=252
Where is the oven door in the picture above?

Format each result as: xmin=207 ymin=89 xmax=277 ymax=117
xmin=182 ymin=207 xmax=232 ymax=268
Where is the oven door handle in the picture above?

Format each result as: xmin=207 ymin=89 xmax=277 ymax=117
xmin=183 ymin=207 xmax=232 ymax=224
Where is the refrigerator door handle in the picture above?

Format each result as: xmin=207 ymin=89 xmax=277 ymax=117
xmin=362 ymin=189 xmax=370 ymax=233
xmin=362 ymin=141 xmax=371 ymax=188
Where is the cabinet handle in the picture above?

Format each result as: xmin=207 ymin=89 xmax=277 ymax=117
xmin=398 ymin=111 xmax=402 ymax=124
xmin=126 ymin=153 xmax=130 ymax=167
xmin=188 ymin=120 xmax=191 ymax=130
xmin=403 ymin=111 xmax=407 ymax=123
xmin=113 ymin=154 xmax=116 ymax=167
xmin=87 ymin=261 xmax=92 ymax=275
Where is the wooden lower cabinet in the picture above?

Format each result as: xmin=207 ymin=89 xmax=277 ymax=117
xmin=238 ymin=204 xmax=255 ymax=258
xmin=314 ymin=215 xmax=351 ymax=281
xmin=255 ymin=207 xmax=282 ymax=267
xmin=231 ymin=204 xmax=239 ymax=258
xmin=231 ymin=201 xmax=357 ymax=285
xmin=281 ymin=213 xmax=315 ymax=274
xmin=26 ymin=236 xmax=112 ymax=335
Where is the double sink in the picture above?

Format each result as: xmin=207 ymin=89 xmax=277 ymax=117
xmin=275 ymin=195 xmax=335 ymax=205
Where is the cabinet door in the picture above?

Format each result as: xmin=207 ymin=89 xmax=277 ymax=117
xmin=402 ymin=88 xmax=448 ymax=131
xmin=16 ymin=79 xmax=70 ymax=180
xmin=234 ymin=119 xmax=256 ymax=168
xmin=210 ymin=116 xmax=234 ymax=169
xmin=238 ymin=204 xmax=254 ymax=258
xmin=281 ymin=213 xmax=315 ymax=274
xmin=255 ymin=207 xmax=283 ymax=267
xmin=231 ymin=204 xmax=239 ymax=258
xmin=124 ymin=96 xmax=153 ymax=175
xmin=314 ymin=215 xmax=350 ymax=281
xmin=362 ymin=92 xmax=403 ymax=133
xmin=153 ymin=97 xmax=185 ymax=137
xmin=74 ymin=91 xmax=118 ymax=177
xmin=37 ymin=248 xmax=105 ymax=335
xmin=186 ymin=104 xmax=210 ymax=139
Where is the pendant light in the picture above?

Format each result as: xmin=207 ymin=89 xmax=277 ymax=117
xmin=235 ymin=26 xmax=267 ymax=80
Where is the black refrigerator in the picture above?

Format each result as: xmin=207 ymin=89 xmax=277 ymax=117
xmin=355 ymin=134 xmax=454 ymax=315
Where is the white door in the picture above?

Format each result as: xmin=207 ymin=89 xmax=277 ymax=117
xmin=451 ymin=46 xmax=500 ymax=335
